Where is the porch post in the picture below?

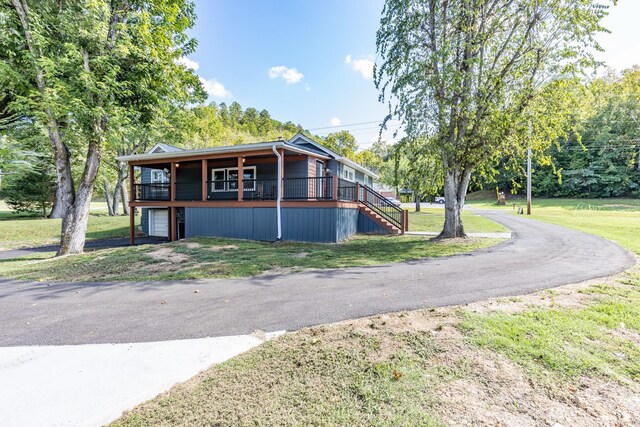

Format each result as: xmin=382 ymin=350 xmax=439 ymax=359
xmin=170 ymin=206 xmax=177 ymax=241
xmin=201 ymin=159 xmax=207 ymax=201
xmin=237 ymin=156 xmax=243 ymax=201
xmin=129 ymin=164 xmax=135 ymax=245
xmin=279 ymin=148 xmax=285 ymax=200
xmin=170 ymin=161 xmax=176 ymax=202
xmin=355 ymin=182 xmax=360 ymax=202
xmin=332 ymin=175 xmax=338 ymax=201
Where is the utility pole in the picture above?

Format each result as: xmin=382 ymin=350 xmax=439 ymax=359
xmin=527 ymin=121 xmax=532 ymax=215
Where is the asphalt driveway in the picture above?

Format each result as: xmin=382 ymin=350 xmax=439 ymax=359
xmin=0 ymin=212 xmax=634 ymax=346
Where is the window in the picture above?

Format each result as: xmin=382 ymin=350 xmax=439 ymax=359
xmin=342 ymin=165 xmax=355 ymax=182
xmin=150 ymin=169 xmax=169 ymax=183
xmin=211 ymin=169 xmax=226 ymax=191
xmin=211 ymin=167 xmax=257 ymax=191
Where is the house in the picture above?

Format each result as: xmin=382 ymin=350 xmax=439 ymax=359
xmin=117 ymin=133 xmax=408 ymax=244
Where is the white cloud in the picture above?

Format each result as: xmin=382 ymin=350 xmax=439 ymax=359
xmin=345 ymin=54 xmax=375 ymax=80
xmin=199 ymin=77 xmax=232 ymax=99
xmin=330 ymin=117 xmax=341 ymax=126
xmin=268 ymin=65 xmax=304 ymax=84
xmin=177 ymin=56 xmax=199 ymax=71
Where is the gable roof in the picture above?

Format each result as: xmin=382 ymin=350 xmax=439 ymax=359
xmin=148 ymin=143 xmax=183 ymax=154
xmin=288 ymin=133 xmax=379 ymax=179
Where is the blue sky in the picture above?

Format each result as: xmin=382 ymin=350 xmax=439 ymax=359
xmin=185 ymin=0 xmax=640 ymax=149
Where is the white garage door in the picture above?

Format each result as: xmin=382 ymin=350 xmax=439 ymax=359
xmin=149 ymin=209 xmax=168 ymax=237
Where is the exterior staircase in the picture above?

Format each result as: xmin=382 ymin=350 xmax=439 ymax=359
xmin=356 ymin=185 xmax=407 ymax=235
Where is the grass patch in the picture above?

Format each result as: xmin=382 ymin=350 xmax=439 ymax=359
xmin=408 ymin=208 xmax=507 ymax=233
xmin=461 ymin=276 xmax=640 ymax=384
xmin=0 ymin=235 xmax=502 ymax=282
xmin=113 ymin=325 xmax=451 ymax=426
xmin=0 ymin=201 xmax=136 ymax=249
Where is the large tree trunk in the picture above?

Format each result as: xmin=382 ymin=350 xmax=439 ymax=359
xmin=12 ymin=0 xmax=75 ymax=219
xmin=58 ymin=140 xmax=102 ymax=255
xmin=415 ymin=193 xmax=421 ymax=212
xmin=103 ymin=180 xmax=115 ymax=216
xmin=111 ymin=160 xmax=129 ymax=215
xmin=438 ymin=162 xmax=472 ymax=239
xmin=119 ymin=175 xmax=130 ymax=215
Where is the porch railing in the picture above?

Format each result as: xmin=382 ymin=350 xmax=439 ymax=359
xmin=283 ymin=177 xmax=332 ymax=200
xmin=338 ymin=178 xmax=357 ymax=201
xmin=242 ymin=179 xmax=278 ymax=200
xmin=134 ymin=183 xmax=170 ymax=201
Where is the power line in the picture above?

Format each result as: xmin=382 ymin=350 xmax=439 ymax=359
xmin=307 ymin=119 xmax=400 ymax=131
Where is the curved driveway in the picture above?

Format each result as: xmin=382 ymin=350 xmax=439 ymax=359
xmin=0 ymin=212 xmax=634 ymax=346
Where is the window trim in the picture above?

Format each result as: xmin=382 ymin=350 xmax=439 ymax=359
xmin=210 ymin=166 xmax=257 ymax=192
xmin=341 ymin=165 xmax=355 ymax=182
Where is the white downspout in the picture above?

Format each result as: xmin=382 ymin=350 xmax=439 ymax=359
xmin=272 ymin=145 xmax=282 ymax=241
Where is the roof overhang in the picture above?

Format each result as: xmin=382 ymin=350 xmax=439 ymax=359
xmin=117 ymin=141 xmax=329 ymax=163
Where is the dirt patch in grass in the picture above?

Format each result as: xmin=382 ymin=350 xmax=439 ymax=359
xmin=181 ymin=242 xmax=201 ymax=249
xmin=207 ymin=244 xmax=239 ymax=251
xmin=147 ymin=247 xmax=189 ymax=263
xmin=435 ymin=346 xmax=639 ymax=426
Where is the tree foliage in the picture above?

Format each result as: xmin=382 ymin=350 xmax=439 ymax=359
xmin=376 ymin=0 xmax=614 ymax=237
xmin=1 ymin=0 xmax=204 ymax=254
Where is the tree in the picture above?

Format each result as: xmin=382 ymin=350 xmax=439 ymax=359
xmin=399 ymin=137 xmax=443 ymax=211
xmin=323 ymin=130 xmax=358 ymax=159
xmin=3 ymin=155 xmax=56 ymax=217
xmin=2 ymin=0 xmax=204 ymax=254
xmin=376 ymin=0 xmax=613 ymax=237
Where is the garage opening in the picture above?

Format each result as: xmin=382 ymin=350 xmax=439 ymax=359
xmin=148 ymin=208 xmax=168 ymax=237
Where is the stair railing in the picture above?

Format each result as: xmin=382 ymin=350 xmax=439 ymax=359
xmin=358 ymin=186 xmax=404 ymax=230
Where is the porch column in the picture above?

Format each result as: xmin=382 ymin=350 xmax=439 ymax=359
xmin=129 ymin=164 xmax=135 ymax=245
xmin=355 ymin=182 xmax=360 ymax=202
xmin=237 ymin=156 xmax=243 ymax=201
xmin=332 ymin=175 xmax=338 ymax=201
xmin=169 ymin=206 xmax=177 ymax=241
xmin=170 ymin=161 xmax=176 ymax=202
xmin=279 ymin=148 xmax=285 ymax=200
xmin=201 ymin=159 xmax=207 ymax=201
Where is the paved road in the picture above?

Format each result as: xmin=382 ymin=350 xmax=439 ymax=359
xmin=0 ymin=212 xmax=634 ymax=346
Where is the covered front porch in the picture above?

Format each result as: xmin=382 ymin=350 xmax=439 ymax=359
xmin=129 ymin=149 xmax=345 ymax=203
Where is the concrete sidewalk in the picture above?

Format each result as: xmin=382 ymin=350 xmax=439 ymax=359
xmin=0 ymin=332 xmax=282 ymax=427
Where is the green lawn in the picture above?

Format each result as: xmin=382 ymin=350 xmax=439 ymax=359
xmin=112 ymin=198 xmax=640 ymax=426
xmin=0 ymin=201 xmax=136 ymax=249
xmin=408 ymin=208 xmax=507 ymax=233
xmin=0 ymin=235 xmax=501 ymax=282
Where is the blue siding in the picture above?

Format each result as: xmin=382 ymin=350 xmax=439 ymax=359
xmin=336 ymin=208 xmax=359 ymax=241
xmin=282 ymin=208 xmax=336 ymax=243
xmin=141 ymin=207 xmax=149 ymax=235
xmin=284 ymin=158 xmax=308 ymax=178
xmin=184 ymin=206 xmax=361 ymax=243
xmin=141 ymin=167 xmax=152 ymax=184
xmin=357 ymin=211 xmax=388 ymax=234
